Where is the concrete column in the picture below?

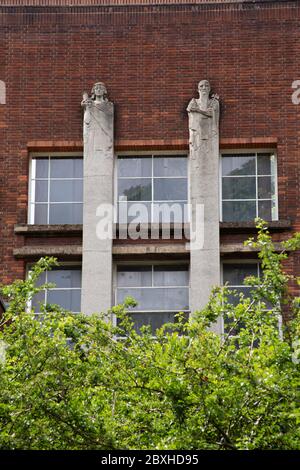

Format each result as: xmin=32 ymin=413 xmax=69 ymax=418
xmin=187 ymin=80 xmax=221 ymax=333
xmin=81 ymin=82 xmax=114 ymax=314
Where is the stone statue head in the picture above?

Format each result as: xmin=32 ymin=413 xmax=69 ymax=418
xmin=198 ymin=80 xmax=211 ymax=97
xmin=91 ymin=82 xmax=108 ymax=101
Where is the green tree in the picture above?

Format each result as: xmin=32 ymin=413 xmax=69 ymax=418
xmin=0 ymin=219 xmax=300 ymax=450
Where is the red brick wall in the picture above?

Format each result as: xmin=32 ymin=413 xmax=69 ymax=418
xmin=0 ymin=0 xmax=299 ymax=286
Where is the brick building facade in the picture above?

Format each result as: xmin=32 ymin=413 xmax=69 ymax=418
xmin=0 ymin=0 xmax=299 ymax=329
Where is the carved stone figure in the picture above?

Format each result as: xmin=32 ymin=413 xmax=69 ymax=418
xmin=81 ymin=82 xmax=114 ymax=160
xmin=187 ymin=80 xmax=219 ymax=152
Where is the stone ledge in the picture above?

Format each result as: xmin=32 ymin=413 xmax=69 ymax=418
xmin=14 ymin=224 xmax=83 ymax=236
xmin=15 ymin=221 xmax=291 ymax=238
xmin=220 ymin=220 xmax=292 ymax=233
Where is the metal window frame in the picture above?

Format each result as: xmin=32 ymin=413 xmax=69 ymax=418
xmin=219 ymin=149 xmax=278 ymax=222
xmin=115 ymin=152 xmax=189 ymax=223
xmin=28 ymin=153 xmax=83 ymax=225
xmin=26 ymin=262 xmax=82 ymax=314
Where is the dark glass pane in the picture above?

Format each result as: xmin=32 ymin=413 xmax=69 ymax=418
xmin=222 ymin=155 xmax=255 ymax=176
xmin=258 ymin=176 xmax=273 ymax=199
xmin=154 ymin=157 xmax=187 ymax=177
xmin=118 ymin=178 xmax=151 ymax=201
xmin=258 ymin=200 xmax=272 ymax=220
xmin=50 ymin=158 xmax=83 ymax=179
xmin=227 ymin=287 xmax=255 ymax=306
xmin=49 ymin=203 xmax=83 ymax=224
xmin=154 ymin=266 xmax=189 ymax=287
xmin=50 ymin=180 xmax=83 ymax=203
xmin=117 ymin=312 xmax=189 ymax=335
xmin=257 ymin=154 xmax=271 ymax=175
xmin=34 ymin=204 xmax=48 ymax=224
xmin=47 ymin=289 xmax=81 ymax=312
xmin=35 ymin=181 xmax=48 ymax=202
xmin=47 ymin=269 xmax=81 ymax=289
xmin=31 ymin=290 xmax=46 ymax=311
xmin=117 ymin=267 xmax=152 ymax=288
xmin=117 ymin=287 xmax=189 ymax=311
xmin=222 ymin=201 xmax=256 ymax=222
xmin=154 ymin=178 xmax=187 ymax=201
xmin=223 ymin=264 xmax=258 ymax=285
xmin=152 ymin=201 xmax=187 ymax=223
xmin=35 ymin=271 xmax=46 ymax=287
xmin=35 ymin=158 xmax=49 ymax=178
xmin=118 ymin=157 xmax=152 ymax=178
xmin=222 ymin=177 xmax=256 ymax=200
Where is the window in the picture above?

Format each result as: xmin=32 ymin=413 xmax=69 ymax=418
xmin=31 ymin=267 xmax=82 ymax=313
xmin=222 ymin=262 xmax=260 ymax=306
xmin=221 ymin=152 xmax=277 ymax=222
xmin=117 ymin=155 xmax=188 ymax=223
xmin=29 ymin=156 xmax=83 ymax=224
xmin=116 ymin=264 xmax=189 ymax=333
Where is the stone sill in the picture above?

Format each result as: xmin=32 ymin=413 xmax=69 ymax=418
xmin=220 ymin=220 xmax=292 ymax=233
xmin=15 ymin=220 xmax=292 ymax=238
xmin=14 ymin=224 xmax=83 ymax=236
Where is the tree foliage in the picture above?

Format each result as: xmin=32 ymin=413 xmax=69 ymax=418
xmin=0 ymin=220 xmax=300 ymax=450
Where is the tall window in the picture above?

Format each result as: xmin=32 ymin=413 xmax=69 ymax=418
xmin=29 ymin=156 xmax=83 ymax=224
xmin=31 ymin=266 xmax=82 ymax=313
xmin=117 ymin=155 xmax=188 ymax=223
xmin=221 ymin=152 xmax=277 ymax=222
xmin=116 ymin=265 xmax=189 ymax=333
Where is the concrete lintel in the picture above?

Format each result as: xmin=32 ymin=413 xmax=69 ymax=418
xmin=13 ymin=245 xmax=82 ymax=259
xmin=220 ymin=242 xmax=283 ymax=254
xmin=113 ymin=243 xmax=188 ymax=255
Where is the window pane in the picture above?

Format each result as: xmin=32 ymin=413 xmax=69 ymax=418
xmin=258 ymin=200 xmax=272 ymax=220
xmin=35 ymin=158 xmax=48 ymax=178
xmin=47 ymin=269 xmax=81 ymax=289
xmin=154 ymin=157 xmax=187 ymax=177
xmin=154 ymin=178 xmax=187 ymax=201
xmin=152 ymin=202 xmax=187 ymax=223
xmin=118 ymin=312 xmax=189 ymax=334
xmin=117 ymin=287 xmax=189 ymax=311
xmin=31 ymin=290 xmax=46 ymax=311
xmin=35 ymin=180 xmax=48 ymax=202
xmin=117 ymin=267 xmax=152 ymax=287
xmin=222 ymin=177 xmax=256 ymax=200
xmin=118 ymin=178 xmax=151 ymax=201
xmin=34 ymin=204 xmax=48 ymax=224
xmin=223 ymin=264 xmax=258 ymax=286
xmin=50 ymin=180 xmax=83 ymax=203
xmin=50 ymin=158 xmax=83 ymax=179
xmin=227 ymin=287 xmax=255 ymax=306
xmin=222 ymin=155 xmax=255 ymax=176
xmin=258 ymin=176 xmax=273 ymax=199
xmin=222 ymin=201 xmax=256 ymax=222
xmin=154 ymin=266 xmax=189 ymax=286
xmin=47 ymin=289 xmax=81 ymax=312
xmin=118 ymin=201 xmax=151 ymax=223
xmin=257 ymin=154 xmax=271 ymax=175
xmin=118 ymin=157 xmax=152 ymax=177
xmin=49 ymin=203 xmax=83 ymax=224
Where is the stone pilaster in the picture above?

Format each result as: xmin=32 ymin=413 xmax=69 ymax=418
xmin=81 ymin=82 xmax=114 ymax=314
xmin=187 ymin=80 xmax=221 ymax=333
